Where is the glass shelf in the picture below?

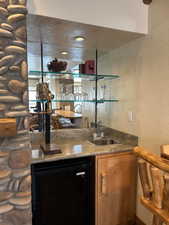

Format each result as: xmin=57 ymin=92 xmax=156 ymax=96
xmin=29 ymin=71 xmax=120 ymax=80
xmin=29 ymin=99 xmax=119 ymax=103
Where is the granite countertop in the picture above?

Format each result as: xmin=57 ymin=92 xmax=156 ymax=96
xmin=31 ymin=140 xmax=133 ymax=164
xmin=31 ymin=128 xmax=137 ymax=164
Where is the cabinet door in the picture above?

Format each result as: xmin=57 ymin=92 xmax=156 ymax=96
xmin=96 ymin=152 xmax=137 ymax=225
xmin=32 ymin=160 xmax=93 ymax=225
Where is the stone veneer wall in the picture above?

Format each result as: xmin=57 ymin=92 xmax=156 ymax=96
xmin=0 ymin=0 xmax=31 ymax=225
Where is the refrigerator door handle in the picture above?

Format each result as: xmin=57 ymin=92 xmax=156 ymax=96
xmin=76 ymin=171 xmax=86 ymax=176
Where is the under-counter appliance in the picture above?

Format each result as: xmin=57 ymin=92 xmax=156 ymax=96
xmin=31 ymin=157 xmax=95 ymax=225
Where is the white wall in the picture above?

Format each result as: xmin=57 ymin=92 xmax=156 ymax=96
xmin=28 ymin=0 xmax=148 ymax=34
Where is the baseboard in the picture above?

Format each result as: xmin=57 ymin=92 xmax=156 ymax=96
xmin=135 ymin=216 xmax=146 ymax=225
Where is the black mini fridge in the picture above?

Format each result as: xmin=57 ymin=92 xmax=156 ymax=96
xmin=31 ymin=157 xmax=95 ymax=225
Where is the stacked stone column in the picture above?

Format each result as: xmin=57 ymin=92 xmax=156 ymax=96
xmin=0 ymin=0 xmax=31 ymax=225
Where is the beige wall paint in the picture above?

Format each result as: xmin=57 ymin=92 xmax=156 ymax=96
xmin=28 ymin=0 xmax=148 ymax=34
xmin=97 ymin=0 xmax=169 ymax=224
xmin=98 ymin=0 xmax=169 ymax=146
xmin=98 ymin=47 xmax=140 ymax=135
xmin=82 ymin=47 xmax=140 ymax=135
xmin=110 ymin=0 xmax=169 ymax=153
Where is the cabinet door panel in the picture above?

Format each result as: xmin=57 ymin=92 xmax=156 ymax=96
xmin=96 ymin=153 xmax=137 ymax=225
xmin=32 ymin=159 xmax=93 ymax=225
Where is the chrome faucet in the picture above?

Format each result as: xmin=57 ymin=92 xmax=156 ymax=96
xmin=96 ymin=121 xmax=102 ymax=134
xmin=93 ymin=121 xmax=104 ymax=140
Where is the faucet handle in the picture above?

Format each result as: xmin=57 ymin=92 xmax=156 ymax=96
xmin=97 ymin=121 xmax=102 ymax=126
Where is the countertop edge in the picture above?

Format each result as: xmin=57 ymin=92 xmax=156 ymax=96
xmin=31 ymin=145 xmax=134 ymax=165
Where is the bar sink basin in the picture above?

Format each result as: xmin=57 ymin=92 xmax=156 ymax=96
xmin=89 ymin=137 xmax=119 ymax=145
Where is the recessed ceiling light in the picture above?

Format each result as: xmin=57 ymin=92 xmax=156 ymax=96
xmin=61 ymin=51 xmax=68 ymax=55
xmin=74 ymin=36 xmax=85 ymax=42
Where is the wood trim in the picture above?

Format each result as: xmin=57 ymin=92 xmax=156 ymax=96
xmin=0 ymin=118 xmax=17 ymax=137
xmin=160 ymin=145 xmax=169 ymax=160
xmin=95 ymin=155 xmax=98 ymax=225
xmin=135 ymin=215 xmax=146 ymax=225
xmin=143 ymin=0 xmax=152 ymax=5
xmin=141 ymin=198 xmax=169 ymax=224
xmin=138 ymin=160 xmax=152 ymax=199
xmin=134 ymin=147 xmax=169 ymax=173
xmin=96 ymin=151 xmax=133 ymax=160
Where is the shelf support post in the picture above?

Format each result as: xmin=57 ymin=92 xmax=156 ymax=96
xmin=95 ymin=49 xmax=98 ymax=128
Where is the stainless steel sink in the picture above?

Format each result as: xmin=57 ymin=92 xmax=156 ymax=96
xmin=89 ymin=137 xmax=119 ymax=145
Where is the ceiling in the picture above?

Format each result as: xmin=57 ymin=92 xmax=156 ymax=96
xmin=27 ymin=14 xmax=144 ymax=62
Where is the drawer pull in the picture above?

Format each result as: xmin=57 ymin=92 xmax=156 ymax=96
xmin=101 ymin=173 xmax=106 ymax=194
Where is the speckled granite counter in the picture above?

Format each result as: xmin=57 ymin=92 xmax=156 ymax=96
xmin=31 ymin=141 xmax=133 ymax=164
xmin=31 ymin=128 xmax=138 ymax=164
